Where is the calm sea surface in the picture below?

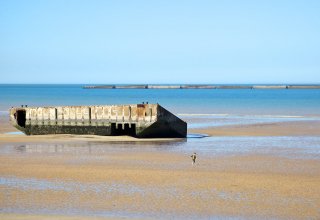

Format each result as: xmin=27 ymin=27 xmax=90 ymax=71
xmin=1 ymin=84 xmax=320 ymax=116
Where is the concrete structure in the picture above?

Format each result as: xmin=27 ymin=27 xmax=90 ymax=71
xmin=217 ymin=85 xmax=252 ymax=89
xmin=147 ymin=85 xmax=181 ymax=89
xmin=287 ymin=85 xmax=320 ymax=89
xmin=10 ymin=104 xmax=187 ymax=138
xmin=83 ymin=84 xmax=320 ymax=89
xmin=252 ymin=85 xmax=287 ymax=89
xmin=180 ymin=85 xmax=216 ymax=89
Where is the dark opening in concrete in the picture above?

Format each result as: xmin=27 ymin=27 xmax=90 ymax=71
xmin=16 ymin=110 xmax=26 ymax=128
xmin=111 ymin=123 xmax=136 ymax=136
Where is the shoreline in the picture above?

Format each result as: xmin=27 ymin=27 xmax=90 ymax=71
xmin=1 ymin=122 xmax=320 ymax=143
xmin=0 ymin=133 xmax=185 ymax=143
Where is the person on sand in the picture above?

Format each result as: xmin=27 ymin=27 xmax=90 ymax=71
xmin=191 ymin=152 xmax=197 ymax=165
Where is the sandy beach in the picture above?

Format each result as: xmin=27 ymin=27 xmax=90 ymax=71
xmin=0 ymin=114 xmax=14 ymax=134
xmin=1 ymin=142 xmax=320 ymax=219
xmin=1 ymin=113 xmax=320 ymax=219
xmin=190 ymin=120 xmax=320 ymax=136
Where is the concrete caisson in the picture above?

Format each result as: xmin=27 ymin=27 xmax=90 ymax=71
xmin=10 ymin=104 xmax=187 ymax=138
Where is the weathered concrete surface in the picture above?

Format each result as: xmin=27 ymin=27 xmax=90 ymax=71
xmin=287 ymin=85 xmax=320 ymax=89
xmin=180 ymin=85 xmax=216 ymax=89
xmin=9 ymin=104 xmax=187 ymax=138
xmin=252 ymin=85 xmax=287 ymax=89
xmin=147 ymin=85 xmax=181 ymax=89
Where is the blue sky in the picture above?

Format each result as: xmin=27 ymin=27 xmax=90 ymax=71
xmin=0 ymin=0 xmax=319 ymax=84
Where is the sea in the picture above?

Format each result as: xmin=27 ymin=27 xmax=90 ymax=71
xmin=1 ymin=84 xmax=320 ymax=115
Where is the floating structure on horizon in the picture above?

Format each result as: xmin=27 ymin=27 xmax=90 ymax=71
xmin=83 ymin=84 xmax=320 ymax=89
xmin=10 ymin=104 xmax=187 ymax=138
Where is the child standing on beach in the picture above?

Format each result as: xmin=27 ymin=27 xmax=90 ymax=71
xmin=191 ymin=152 xmax=197 ymax=165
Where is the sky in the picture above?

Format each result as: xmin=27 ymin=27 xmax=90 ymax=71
xmin=0 ymin=0 xmax=320 ymax=84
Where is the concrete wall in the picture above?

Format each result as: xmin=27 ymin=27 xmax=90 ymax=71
xmin=10 ymin=103 xmax=187 ymax=137
xmin=20 ymin=104 xmax=158 ymax=126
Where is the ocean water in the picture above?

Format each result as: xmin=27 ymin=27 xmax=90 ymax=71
xmin=1 ymin=84 xmax=320 ymax=116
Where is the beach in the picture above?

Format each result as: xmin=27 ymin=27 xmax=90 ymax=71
xmin=0 ymin=114 xmax=12 ymax=134
xmin=190 ymin=120 xmax=320 ymax=136
xmin=1 ymin=111 xmax=320 ymax=219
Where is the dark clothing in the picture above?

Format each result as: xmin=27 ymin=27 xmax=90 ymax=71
xmin=191 ymin=153 xmax=197 ymax=164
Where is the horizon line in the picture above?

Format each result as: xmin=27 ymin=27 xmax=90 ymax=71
xmin=1 ymin=83 xmax=320 ymax=85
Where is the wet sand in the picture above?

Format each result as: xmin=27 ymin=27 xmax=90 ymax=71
xmin=190 ymin=120 xmax=320 ymax=136
xmin=0 ymin=114 xmax=16 ymax=134
xmin=0 ymin=133 xmax=183 ymax=143
xmin=0 ymin=213 xmax=117 ymax=220
xmin=1 ymin=115 xmax=320 ymax=219
xmin=1 ymin=146 xmax=320 ymax=219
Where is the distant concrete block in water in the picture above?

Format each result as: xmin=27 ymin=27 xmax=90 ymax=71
xmin=287 ymin=85 xmax=320 ymax=89
xmin=180 ymin=85 xmax=216 ymax=89
xmin=82 ymin=84 xmax=320 ymax=90
xmin=147 ymin=85 xmax=181 ymax=89
xmin=9 ymin=104 xmax=187 ymax=138
xmin=252 ymin=85 xmax=287 ymax=89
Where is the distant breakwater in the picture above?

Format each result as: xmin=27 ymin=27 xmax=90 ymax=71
xmin=83 ymin=85 xmax=320 ymax=89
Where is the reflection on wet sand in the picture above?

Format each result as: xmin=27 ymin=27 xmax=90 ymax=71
xmin=13 ymin=141 xmax=185 ymax=154
xmin=3 ymin=136 xmax=320 ymax=159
